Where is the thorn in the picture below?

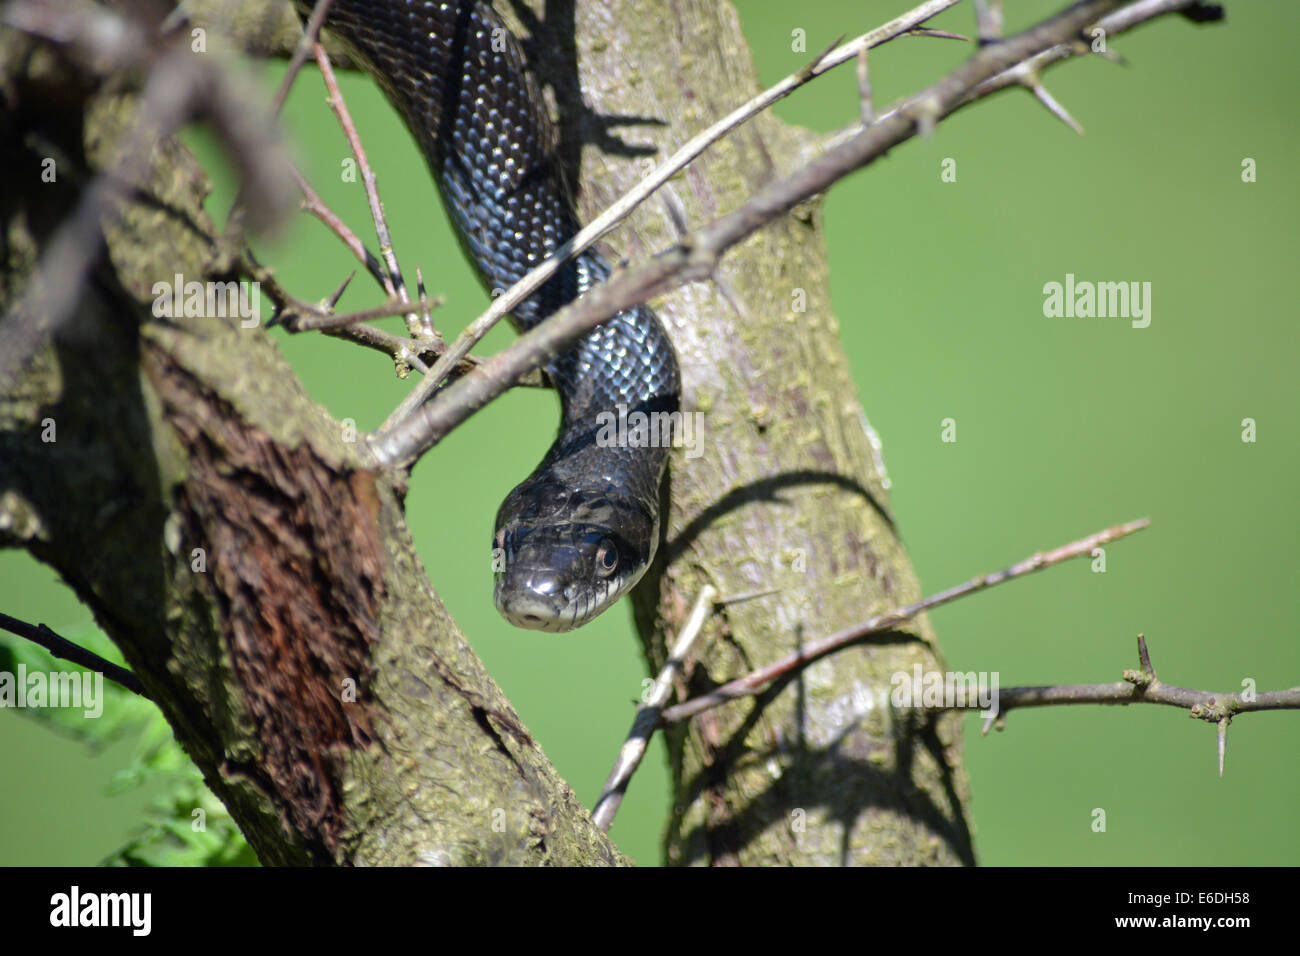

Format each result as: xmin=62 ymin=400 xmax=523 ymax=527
xmin=1217 ymin=717 xmax=1229 ymax=777
xmin=1136 ymin=634 xmax=1154 ymax=679
xmin=982 ymin=710 xmax=1006 ymax=735
xmin=662 ymin=189 xmax=690 ymax=240
xmin=1028 ymin=80 xmax=1085 ymax=135
xmin=415 ymin=266 xmax=436 ymax=339
xmin=326 ymin=271 xmax=355 ymax=310
xmin=712 ymin=268 xmax=753 ymax=325
xmin=800 ymin=33 xmax=847 ymax=80
xmin=716 ymin=587 xmax=780 ymax=605
xmin=857 ymin=46 xmax=874 ymax=126
xmin=904 ymin=28 xmax=971 ymax=43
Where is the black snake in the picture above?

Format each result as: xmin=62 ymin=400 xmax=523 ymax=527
xmin=298 ymin=0 xmax=681 ymax=630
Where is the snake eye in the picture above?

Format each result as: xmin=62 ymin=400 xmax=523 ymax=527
xmin=595 ymin=538 xmax=618 ymax=577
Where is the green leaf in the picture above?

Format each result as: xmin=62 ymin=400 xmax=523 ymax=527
xmin=0 ymin=626 xmax=257 ymax=866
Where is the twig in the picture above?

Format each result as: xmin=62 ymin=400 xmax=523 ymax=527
xmin=290 ymin=165 xmax=389 ymax=289
xmin=0 ymin=613 xmax=146 ymax=697
xmin=249 ymin=256 xmax=547 ymax=385
xmin=376 ymin=0 xmax=966 ymax=431
xmin=968 ymin=634 xmax=1300 ymax=726
xmin=223 ymin=0 xmax=333 ymax=246
xmin=369 ymin=0 xmax=1153 ymax=467
xmin=815 ymin=0 xmax=1193 ymax=161
xmin=312 ymin=40 xmax=429 ymax=339
xmin=591 ymin=585 xmax=718 ymax=832
xmin=966 ymin=0 xmax=1199 ymax=105
xmin=961 ymin=636 xmax=1300 ymax=775
xmin=659 ymin=518 xmax=1150 ymax=725
xmin=270 ymin=0 xmax=333 ymax=115
xmin=974 ymin=671 xmax=1300 ymax=725
xmin=280 ymin=293 xmax=444 ymax=329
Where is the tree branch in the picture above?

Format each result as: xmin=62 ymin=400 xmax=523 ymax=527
xmin=0 ymin=613 xmax=146 ymax=697
xmin=370 ymin=0 xmax=967 ymax=433
xmin=660 ymin=518 xmax=1150 ymax=723
xmin=368 ymin=0 xmax=1208 ymax=468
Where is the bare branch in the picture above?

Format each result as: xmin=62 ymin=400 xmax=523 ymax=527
xmin=948 ymin=635 xmax=1300 ymax=778
xmin=369 ymin=0 xmax=1159 ymax=467
xmin=376 ymin=0 xmax=966 ymax=432
xmin=270 ymin=0 xmax=334 ymax=115
xmin=660 ymin=517 xmax=1151 ymax=725
xmin=289 ymin=165 xmax=389 ymax=288
xmin=966 ymin=637 xmax=1300 ymax=728
xmin=310 ymin=39 xmax=432 ymax=340
xmin=591 ymin=585 xmax=717 ymax=833
xmin=248 ymin=255 xmax=548 ymax=386
xmin=0 ymin=612 xmax=145 ymax=697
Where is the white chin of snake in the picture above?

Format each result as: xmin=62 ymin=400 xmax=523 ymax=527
xmin=500 ymin=610 xmax=575 ymax=633
xmin=497 ymin=578 xmax=628 ymax=633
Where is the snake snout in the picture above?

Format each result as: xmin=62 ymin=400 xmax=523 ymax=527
xmin=494 ymin=566 xmax=575 ymax=632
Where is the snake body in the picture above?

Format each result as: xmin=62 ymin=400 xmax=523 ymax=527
xmin=305 ymin=0 xmax=681 ymax=630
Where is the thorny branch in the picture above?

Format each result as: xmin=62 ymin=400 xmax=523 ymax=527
xmin=966 ymin=634 xmax=1298 ymax=778
xmin=366 ymin=0 xmax=1218 ymax=468
xmin=590 ymin=520 xmax=1296 ymax=830
xmin=591 ymin=585 xmax=717 ymax=833
xmin=370 ymin=0 xmax=968 ymax=430
xmin=4 ymin=513 xmax=1292 ymax=834
xmin=658 ymin=519 xmax=1154 ymax=724
xmin=306 ymin=36 xmax=433 ymax=339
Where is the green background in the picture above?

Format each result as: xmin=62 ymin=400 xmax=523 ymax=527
xmin=1 ymin=0 xmax=1295 ymax=865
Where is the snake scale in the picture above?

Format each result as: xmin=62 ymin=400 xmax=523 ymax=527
xmin=299 ymin=0 xmax=681 ymax=630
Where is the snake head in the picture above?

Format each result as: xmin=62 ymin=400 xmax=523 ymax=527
xmin=492 ymin=471 xmax=659 ymax=632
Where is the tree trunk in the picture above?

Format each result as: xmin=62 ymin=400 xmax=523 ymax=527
xmin=550 ymin=0 xmax=973 ymax=865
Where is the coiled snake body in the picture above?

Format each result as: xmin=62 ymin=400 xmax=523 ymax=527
xmin=304 ymin=0 xmax=681 ymax=630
